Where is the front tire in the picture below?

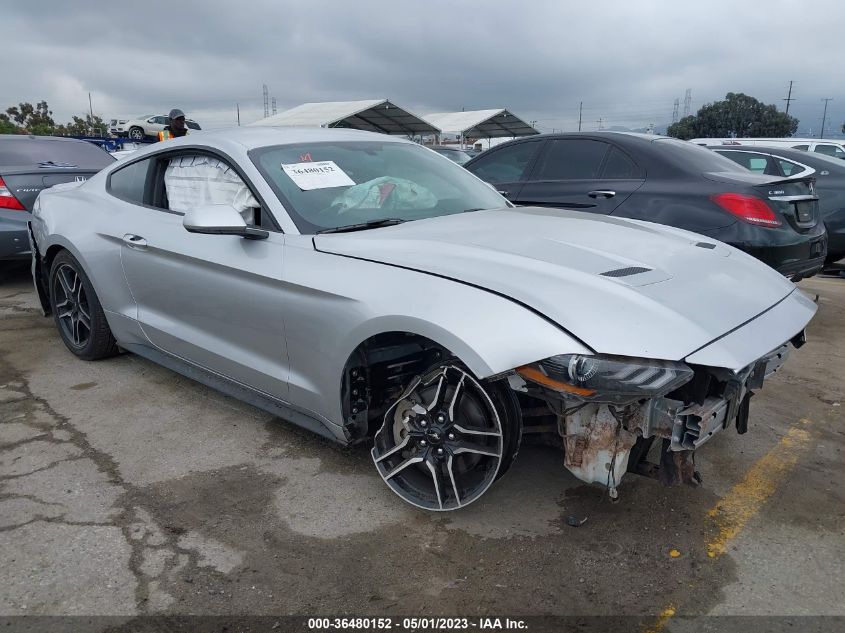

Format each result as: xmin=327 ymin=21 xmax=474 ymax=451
xmin=371 ymin=363 xmax=521 ymax=511
xmin=127 ymin=126 xmax=145 ymax=141
xmin=49 ymin=251 xmax=118 ymax=360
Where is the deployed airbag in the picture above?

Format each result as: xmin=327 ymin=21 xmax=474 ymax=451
xmin=165 ymin=155 xmax=258 ymax=223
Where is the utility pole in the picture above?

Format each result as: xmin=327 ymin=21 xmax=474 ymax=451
xmin=820 ymin=98 xmax=833 ymax=138
xmin=683 ymin=89 xmax=692 ymax=118
xmin=578 ymin=101 xmax=583 ymax=131
xmin=236 ymin=103 xmax=240 ymax=126
xmin=271 ymin=97 xmax=277 ymax=115
xmin=262 ymin=84 xmax=269 ymax=119
xmin=596 ymin=117 xmax=604 ymax=131
xmin=672 ymin=98 xmax=680 ymax=123
xmin=88 ymin=92 xmax=93 ymax=118
xmin=783 ymin=80 xmax=795 ymax=114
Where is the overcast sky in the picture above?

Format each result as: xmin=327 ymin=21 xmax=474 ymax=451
xmin=5 ymin=0 xmax=845 ymax=135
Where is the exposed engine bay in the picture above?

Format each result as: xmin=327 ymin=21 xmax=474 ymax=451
xmin=510 ymin=341 xmax=796 ymax=495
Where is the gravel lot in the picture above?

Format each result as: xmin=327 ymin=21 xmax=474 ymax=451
xmin=1 ymin=263 xmax=843 ymax=631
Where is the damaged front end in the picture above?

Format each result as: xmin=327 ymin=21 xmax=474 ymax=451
xmin=510 ymin=339 xmax=800 ymax=495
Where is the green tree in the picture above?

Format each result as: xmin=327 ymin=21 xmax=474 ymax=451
xmin=0 ymin=113 xmax=20 ymax=134
xmin=666 ymin=92 xmax=798 ymax=140
xmin=5 ymin=100 xmax=55 ymax=135
xmin=666 ymin=115 xmax=697 ymax=140
xmin=55 ymin=114 xmax=107 ymax=137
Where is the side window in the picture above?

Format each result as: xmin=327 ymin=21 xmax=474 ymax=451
xmin=107 ymin=158 xmax=152 ymax=204
xmin=815 ymin=144 xmax=845 ymax=159
xmin=154 ymin=116 xmax=168 ymax=125
xmin=778 ymin=159 xmax=804 ymax=176
xmin=161 ymin=154 xmax=261 ymax=226
xmin=791 ymin=144 xmax=810 ymax=151
xmin=529 ymin=139 xmax=609 ymax=180
xmin=601 ymin=147 xmax=643 ymax=179
xmin=467 ymin=141 xmax=539 ymax=183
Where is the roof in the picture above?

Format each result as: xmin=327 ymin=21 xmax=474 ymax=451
xmin=423 ymin=109 xmax=539 ymax=138
xmin=248 ymin=99 xmax=439 ymax=135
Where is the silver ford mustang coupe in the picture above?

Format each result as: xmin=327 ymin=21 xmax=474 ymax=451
xmin=29 ymin=127 xmax=816 ymax=511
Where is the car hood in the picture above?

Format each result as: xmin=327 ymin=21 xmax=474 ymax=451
xmin=313 ymin=207 xmax=799 ymax=362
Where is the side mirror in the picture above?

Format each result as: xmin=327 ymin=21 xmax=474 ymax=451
xmin=182 ymin=204 xmax=268 ymax=240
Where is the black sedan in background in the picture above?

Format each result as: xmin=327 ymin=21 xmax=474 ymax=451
xmin=710 ymin=145 xmax=845 ymax=265
xmin=465 ymin=132 xmax=826 ymax=280
xmin=1 ymin=135 xmax=115 ymax=261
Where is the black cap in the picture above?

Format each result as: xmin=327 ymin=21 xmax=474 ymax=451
xmin=169 ymin=108 xmax=185 ymax=120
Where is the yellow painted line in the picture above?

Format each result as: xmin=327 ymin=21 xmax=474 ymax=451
xmin=643 ymin=606 xmax=676 ymax=633
xmin=642 ymin=418 xmax=815 ymax=632
xmin=706 ymin=418 xmax=813 ymax=558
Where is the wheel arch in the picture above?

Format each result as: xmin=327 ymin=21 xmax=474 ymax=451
xmin=336 ymin=319 xmax=501 ymax=441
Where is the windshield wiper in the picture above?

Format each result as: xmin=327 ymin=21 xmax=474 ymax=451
xmin=316 ymin=218 xmax=405 ymax=234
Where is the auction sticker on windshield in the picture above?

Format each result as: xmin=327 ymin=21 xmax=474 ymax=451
xmin=282 ymin=161 xmax=355 ymax=190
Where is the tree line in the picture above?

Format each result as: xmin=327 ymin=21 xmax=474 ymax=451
xmin=0 ymin=100 xmax=107 ymax=137
xmin=666 ymin=92 xmax=800 ymax=140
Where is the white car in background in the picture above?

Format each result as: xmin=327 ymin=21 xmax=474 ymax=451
xmin=116 ymin=115 xmax=202 ymax=140
xmin=691 ymin=137 xmax=845 ymax=159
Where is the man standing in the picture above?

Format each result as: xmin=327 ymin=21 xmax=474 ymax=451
xmin=158 ymin=109 xmax=189 ymax=141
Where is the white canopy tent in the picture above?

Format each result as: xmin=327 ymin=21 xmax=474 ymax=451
xmin=249 ymin=99 xmax=440 ymax=136
xmin=424 ymin=109 xmax=539 ymax=145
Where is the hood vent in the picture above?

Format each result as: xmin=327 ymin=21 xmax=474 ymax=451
xmin=696 ymin=242 xmax=716 ymax=249
xmin=600 ymin=266 xmax=652 ymax=278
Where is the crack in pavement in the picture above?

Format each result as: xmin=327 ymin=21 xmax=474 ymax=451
xmin=0 ymin=354 xmax=204 ymax=615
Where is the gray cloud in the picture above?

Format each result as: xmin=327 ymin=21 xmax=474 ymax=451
xmin=4 ymin=0 xmax=844 ymax=135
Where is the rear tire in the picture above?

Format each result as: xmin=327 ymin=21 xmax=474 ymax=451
xmin=128 ymin=126 xmax=145 ymax=141
xmin=49 ymin=250 xmax=118 ymax=360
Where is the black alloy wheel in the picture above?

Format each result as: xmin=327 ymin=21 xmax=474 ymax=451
xmin=49 ymin=251 xmax=118 ymax=360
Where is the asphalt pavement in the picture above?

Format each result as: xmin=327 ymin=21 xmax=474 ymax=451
xmin=0 ymin=262 xmax=843 ymax=632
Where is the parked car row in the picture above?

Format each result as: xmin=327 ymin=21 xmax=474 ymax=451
xmin=26 ymin=127 xmax=816 ymax=512
xmin=464 ymin=132 xmax=828 ymax=280
xmin=690 ymin=137 xmax=845 ymax=160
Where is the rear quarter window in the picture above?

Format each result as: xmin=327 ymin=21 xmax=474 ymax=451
xmin=107 ymin=158 xmax=151 ymax=204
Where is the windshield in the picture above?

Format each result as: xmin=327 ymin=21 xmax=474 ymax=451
xmin=250 ymin=141 xmax=508 ymax=233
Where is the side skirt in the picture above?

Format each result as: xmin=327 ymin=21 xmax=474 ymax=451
xmin=121 ymin=342 xmax=347 ymax=444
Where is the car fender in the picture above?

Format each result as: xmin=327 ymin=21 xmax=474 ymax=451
xmin=282 ymin=241 xmax=592 ymax=427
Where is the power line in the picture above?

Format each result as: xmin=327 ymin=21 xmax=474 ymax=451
xmin=783 ymin=80 xmax=795 ymax=115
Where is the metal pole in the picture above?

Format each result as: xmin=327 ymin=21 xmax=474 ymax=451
xmin=88 ymin=92 xmax=93 ymax=118
xmin=578 ymin=101 xmax=582 ymax=132
xmin=783 ymin=80 xmax=794 ymax=115
xmin=820 ymin=98 xmax=833 ymax=138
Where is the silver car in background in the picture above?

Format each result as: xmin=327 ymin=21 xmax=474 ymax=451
xmin=29 ymin=128 xmax=815 ymax=511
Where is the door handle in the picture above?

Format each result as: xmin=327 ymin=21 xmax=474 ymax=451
xmin=122 ymin=234 xmax=147 ymax=249
xmin=588 ymin=190 xmax=616 ymax=199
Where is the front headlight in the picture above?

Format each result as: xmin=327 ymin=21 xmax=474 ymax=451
xmin=517 ymin=354 xmax=694 ymax=403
